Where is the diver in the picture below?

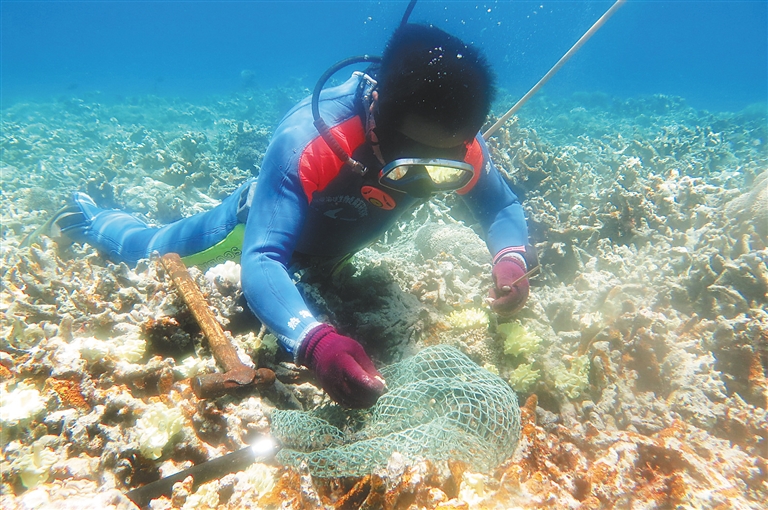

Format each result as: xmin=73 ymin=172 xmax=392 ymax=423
xmin=36 ymin=24 xmax=533 ymax=408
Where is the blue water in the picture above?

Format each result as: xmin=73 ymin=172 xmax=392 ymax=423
xmin=2 ymin=1 xmax=766 ymax=112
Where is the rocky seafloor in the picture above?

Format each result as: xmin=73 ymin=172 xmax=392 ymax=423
xmin=0 ymin=88 xmax=766 ymax=509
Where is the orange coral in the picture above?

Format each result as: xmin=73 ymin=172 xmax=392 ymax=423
xmin=490 ymin=416 xmax=764 ymax=508
xmin=46 ymin=377 xmax=90 ymax=411
xmin=0 ymin=363 xmax=13 ymax=381
xmin=748 ymin=349 xmax=768 ymax=408
xmin=258 ymin=469 xmax=304 ymax=509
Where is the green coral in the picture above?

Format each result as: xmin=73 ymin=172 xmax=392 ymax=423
xmin=553 ymin=355 xmax=590 ymax=399
xmin=508 ymin=363 xmax=540 ymax=393
xmin=260 ymin=333 xmax=279 ymax=356
xmin=498 ymin=322 xmax=541 ymax=357
xmin=447 ymin=308 xmax=489 ymax=330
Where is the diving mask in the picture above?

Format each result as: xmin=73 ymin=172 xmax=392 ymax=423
xmin=379 ymin=158 xmax=474 ymax=198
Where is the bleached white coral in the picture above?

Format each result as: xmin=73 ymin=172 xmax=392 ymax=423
xmin=205 ymin=261 xmax=241 ymax=286
xmin=0 ymin=381 xmax=47 ymax=426
xmin=447 ymin=308 xmax=488 ymax=330
xmin=11 ymin=438 xmax=59 ymax=488
xmin=181 ymin=464 xmax=277 ymax=510
xmin=74 ymin=333 xmax=146 ymax=364
xmin=111 ymin=323 xmax=147 ymax=362
xmin=457 ymin=471 xmax=491 ymax=507
xmin=77 ymin=336 xmax=112 ymax=362
xmin=135 ymin=402 xmax=185 ymax=460
xmin=230 ymin=462 xmax=277 ymax=502
xmin=112 ymin=337 xmax=147 ymax=363
xmin=49 ymin=337 xmax=86 ymax=376
xmin=10 ymin=479 xmax=133 ymax=509
xmin=173 ymin=355 xmax=208 ymax=379
xmin=182 ymin=479 xmax=220 ymax=509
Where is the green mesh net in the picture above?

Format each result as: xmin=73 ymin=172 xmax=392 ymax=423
xmin=270 ymin=345 xmax=521 ymax=478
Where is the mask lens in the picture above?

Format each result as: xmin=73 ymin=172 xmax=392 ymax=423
xmin=423 ymin=165 xmax=467 ymax=184
xmin=379 ymin=158 xmax=474 ymax=196
xmin=388 ymin=165 xmax=412 ymax=181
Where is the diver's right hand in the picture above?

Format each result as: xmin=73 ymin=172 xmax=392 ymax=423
xmin=297 ymin=324 xmax=386 ymax=408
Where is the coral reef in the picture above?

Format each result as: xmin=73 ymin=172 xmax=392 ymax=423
xmin=499 ymin=321 xmax=542 ymax=357
xmin=508 ymin=363 xmax=540 ymax=393
xmin=446 ymin=308 xmax=488 ymax=330
xmin=1 ymin=89 xmax=766 ymax=508
xmin=133 ymin=402 xmax=185 ymax=460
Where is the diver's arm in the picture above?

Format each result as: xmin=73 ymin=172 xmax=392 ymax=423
xmin=239 ymin=150 xmax=321 ymax=357
xmin=459 ymin=135 xmax=530 ymax=258
xmin=239 ymin=136 xmax=386 ymax=407
xmin=460 ymin=135 xmax=532 ymax=315
xmin=240 ymin=77 xmax=385 ymax=407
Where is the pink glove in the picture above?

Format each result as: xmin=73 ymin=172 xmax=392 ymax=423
xmin=489 ymin=255 xmax=530 ymax=316
xmin=297 ymin=324 xmax=386 ymax=408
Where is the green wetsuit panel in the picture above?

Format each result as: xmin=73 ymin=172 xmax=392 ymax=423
xmin=181 ymin=223 xmax=245 ymax=272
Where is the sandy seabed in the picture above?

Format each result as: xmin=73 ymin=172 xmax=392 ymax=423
xmin=1 ymin=88 xmax=766 ymax=509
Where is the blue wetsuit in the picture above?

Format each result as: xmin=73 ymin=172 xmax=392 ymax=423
xmin=69 ymin=73 xmax=528 ymax=358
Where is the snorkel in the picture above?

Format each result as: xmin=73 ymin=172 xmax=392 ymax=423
xmin=310 ymin=55 xmax=380 ymax=176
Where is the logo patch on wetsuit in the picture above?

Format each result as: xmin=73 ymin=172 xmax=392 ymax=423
xmin=361 ymin=186 xmax=396 ymax=210
xmin=313 ymin=195 xmax=369 ymax=220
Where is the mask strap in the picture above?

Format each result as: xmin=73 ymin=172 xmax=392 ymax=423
xmin=356 ymin=73 xmax=387 ymax=166
xmin=358 ymin=72 xmax=379 ymax=145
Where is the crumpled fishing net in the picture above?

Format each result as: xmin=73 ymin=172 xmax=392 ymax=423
xmin=270 ymin=345 xmax=521 ymax=478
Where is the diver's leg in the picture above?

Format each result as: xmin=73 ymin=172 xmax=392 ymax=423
xmin=62 ymin=179 xmax=256 ymax=265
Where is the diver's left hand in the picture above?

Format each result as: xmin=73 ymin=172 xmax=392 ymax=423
xmin=489 ymin=255 xmax=529 ymax=316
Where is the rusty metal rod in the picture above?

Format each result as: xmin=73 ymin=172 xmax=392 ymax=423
xmin=161 ymin=252 xmax=242 ymax=373
xmin=159 ymin=253 xmax=275 ymax=399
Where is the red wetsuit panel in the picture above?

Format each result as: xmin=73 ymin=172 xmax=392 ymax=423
xmin=298 ymin=116 xmax=366 ymax=202
xmin=457 ymin=138 xmax=484 ymax=195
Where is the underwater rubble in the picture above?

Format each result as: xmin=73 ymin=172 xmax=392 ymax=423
xmin=1 ymin=91 xmax=766 ymax=509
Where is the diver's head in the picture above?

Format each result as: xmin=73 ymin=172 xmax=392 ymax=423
xmin=374 ymin=23 xmax=496 ymax=160
xmin=372 ymin=24 xmax=494 ymax=198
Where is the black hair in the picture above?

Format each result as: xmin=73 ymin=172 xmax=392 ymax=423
xmin=376 ymin=24 xmax=495 ymax=139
